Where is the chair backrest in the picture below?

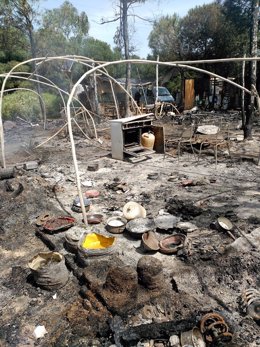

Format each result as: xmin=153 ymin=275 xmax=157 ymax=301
xmin=181 ymin=126 xmax=195 ymax=140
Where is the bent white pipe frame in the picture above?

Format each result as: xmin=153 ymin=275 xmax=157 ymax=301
xmin=0 ymin=55 xmax=257 ymax=225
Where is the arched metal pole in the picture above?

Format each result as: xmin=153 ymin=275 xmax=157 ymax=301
xmin=0 ymin=55 xmax=257 ymax=223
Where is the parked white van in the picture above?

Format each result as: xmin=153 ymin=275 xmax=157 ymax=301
xmin=135 ymin=86 xmax=175 ymax=105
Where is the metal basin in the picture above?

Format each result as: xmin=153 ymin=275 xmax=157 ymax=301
xmin=87 ymin=214 xmax=103 ymax=224
xmin=126 ymin=218 xmax=156 ymax=238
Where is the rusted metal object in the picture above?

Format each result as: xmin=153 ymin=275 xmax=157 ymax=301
xmin=200 ymin=312 xmax=233 ymax=344
xmin=200 ymin=313 xmax=225 ymax=331
xmin=42 ymin=216 xmax=75 ymax=233
xmin=36 ymin=213 xmax=53 ymax=227
xmin=241 ymin=288 xmax=260 ymax=320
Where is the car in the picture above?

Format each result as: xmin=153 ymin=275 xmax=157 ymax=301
xmin=152 ymin=87 xmax=175 ymax=103
xmin=135 ymin=86 xmax=175 ymax=105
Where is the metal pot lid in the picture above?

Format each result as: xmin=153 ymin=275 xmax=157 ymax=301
xmin=196 ymin=125 xmax=219 ymax=135
xmin=126 ymin=218 xmax=156 ymax=234
xmin=154 ymin=214 xmax=180 ymax=230
xmin=73 ymin=196 xmax=91 ymax=207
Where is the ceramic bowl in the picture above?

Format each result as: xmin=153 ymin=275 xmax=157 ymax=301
xmin=159 ymin=233 xmax=186 ymax=254
xmin=106 ymin=216 xmax=127 ymax=234
xmin=142 ymin=231 xmax=160 ymax=251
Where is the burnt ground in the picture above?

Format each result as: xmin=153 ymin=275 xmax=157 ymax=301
xmin=0 ymin=115 xmax=260 ymax=347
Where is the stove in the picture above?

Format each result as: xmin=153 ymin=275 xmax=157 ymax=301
xmin=110 ymin=114 xmax=164 ymax=161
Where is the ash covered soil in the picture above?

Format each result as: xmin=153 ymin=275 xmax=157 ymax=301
xmin=0 ymin=117 xmax=260 ymax=347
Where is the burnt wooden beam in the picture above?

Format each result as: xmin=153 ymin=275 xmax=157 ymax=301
xmin=35 ymin=229 xmax=57 ymax=251
xmin=119 ymin=315 xmax=198 ymax=344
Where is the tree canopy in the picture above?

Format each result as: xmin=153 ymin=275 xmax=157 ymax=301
xmin=41 ymin=1 xmax=89 ymax=41
xmin=148 ymin=14 xmax=180 ymax=61
xmin=179 ymin=3 xmax=229 ymax=60
xmin=0 ymin=0 xmax=259 ymax=118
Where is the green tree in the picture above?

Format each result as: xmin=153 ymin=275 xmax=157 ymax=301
xmin=1 ymin=0 xmax=45 ymax=118
xmin=179 ymin=3 xmax=229 ymax=60
xmin=36 ymin=1 xmax=89 ymax=92
xmin=245 ymin=0 xmax=259 ymax=139
xmin=2 ymin=0 xmax=41 ymax=64
xmin=219 ymin=0 xmax=251 ymax=56
xmin=81 ymin=37 xmax=115 ymax=61
xmin=0 ymin=2 xmax=29 ymax=63
xmin=41 ymin=1 xmax=89 ymax=43
xmin=79 ymin=37 xmax=124 ymax=77
xmin=178 ymin=1 xmax=244 ymax=85
xmin=0 ymin=6 xmax=29 ymax=88
xmin=148 ymin=14 xmax=181 ymax=62
xmin=38 ymin=0 xmax=89 ymax=57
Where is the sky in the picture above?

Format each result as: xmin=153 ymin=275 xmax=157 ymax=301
xmin=41 ymin=0 xmax=214 ymax=58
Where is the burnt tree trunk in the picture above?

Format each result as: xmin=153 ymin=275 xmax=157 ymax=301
xmin=241 ymin=55 xmax=246 ymax=128
xmin=244 ymin=0 xmax=259 ymax=139
xmin=122 ymin=0 xmax=131 ymax=117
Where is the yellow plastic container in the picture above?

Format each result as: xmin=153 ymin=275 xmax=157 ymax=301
xmin=81 ymin=232 xmax=115 ymax=250
xmin=141 ymin=132 xmax=155 ymax=149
